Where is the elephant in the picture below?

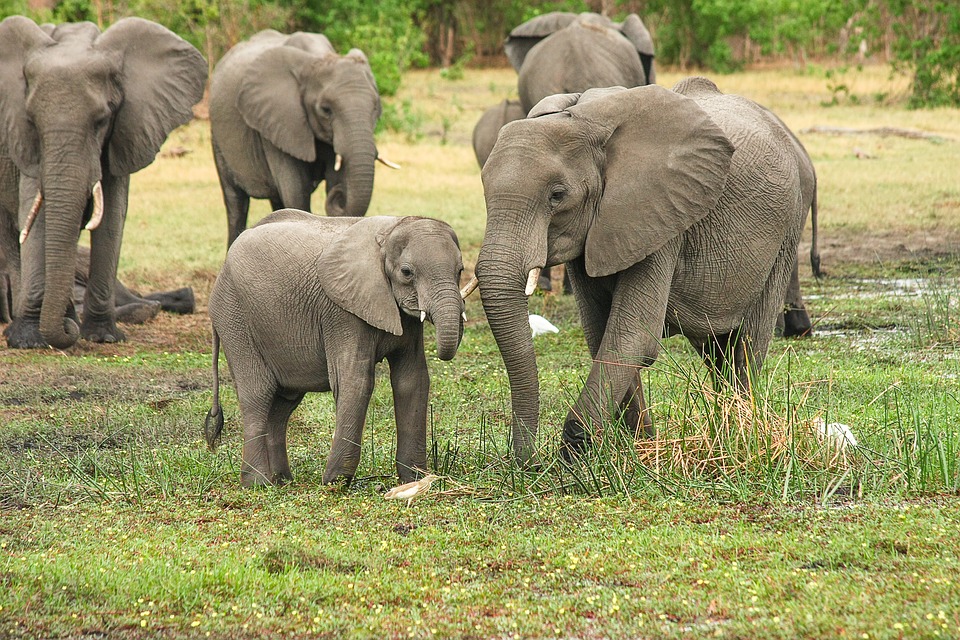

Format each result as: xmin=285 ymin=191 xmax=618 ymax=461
xmin=210 ymin=30 xmax=395 ymax=247
xmin=472 ymin=100 xmax=526 ymax=168
xmin=205 ymin=210 xmax=467 ymax=487
xmin=505 ymin=12 xmax=656 ymax=114
xmin=0 ymin=17 xmax=207 ymax=349
xmin=1 ymin=243 xmax=195 ymax=325
xmin=503 ymin=11 xmax=655 ymax=292
xmin=470 ymin=79 xmax=805 ymax=462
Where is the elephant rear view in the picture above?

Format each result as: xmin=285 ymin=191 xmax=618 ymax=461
xmin=205 ymin=210 xmax=466 ymax=487
xmin=210 ymin=30 xmax=395 ymax=246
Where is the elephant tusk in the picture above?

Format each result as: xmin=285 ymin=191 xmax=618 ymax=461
xmin=462 ymin=311 xmax=467 ymax=322
xmin=377 ymin=156 xmax=401 ymax=170
xmin=19 ymin=190 xmax=43 ymax=245
xmin=460 ymin=275 xmax=479 ymax=299
xmin=525 ymin=267 xmax=542 ymax=296
xmin=334 ymin=154 xmax=342 ymax=172
xmin=84 ymin=181 xmax=104 ymax=231
xmin=420 ymin=311 xmax=427 ymax=323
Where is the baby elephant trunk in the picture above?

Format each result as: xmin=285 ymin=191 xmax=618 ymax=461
xmin=430 ymin=287 xmax=465 ymax=362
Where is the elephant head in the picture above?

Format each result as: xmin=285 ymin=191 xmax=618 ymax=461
xmin=0 ymin=16 xmax=206 ymax=349
xmin=474 ymin=86 xmax=733 ymax=460
xmin=236 ymin=34 xmax=383 ymax=218
xmin=316 ymin=216 xmax=465 ymax=361
xmin=505 ymin=12 xmax=656 ymax=84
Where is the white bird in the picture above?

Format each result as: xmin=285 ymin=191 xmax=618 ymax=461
xmin=815 ymin=418 xmax=858 ymax=449
xmin=529 ymin=314 xmax=559 ymax=337
xmin=384 ymin=474 xmax=440 ymax=506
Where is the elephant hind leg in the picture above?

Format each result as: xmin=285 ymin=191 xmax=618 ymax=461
xmin=691 ymin=331 xmax=751 ymax=391
xmin=264 ymin=391 xmax=304 ymax=485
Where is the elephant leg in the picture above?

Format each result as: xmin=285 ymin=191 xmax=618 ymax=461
xmin=214 ymin=146 xmax=252 ymax=247
xmin=112 ymin=276 xmax=161 ymax=324
xmin=264 ymin=144 xmax=313 ymax=212
xmin=81 ymin=174 xmax=128 ymax=344
xmin=690 ymin=331 xmax=750 ymax=391
xmin=563 ymin=261 xmax=670 ymax=454
xmin=264 ymin=390 xmax=304 ymax=485
xmin=565 ymin=257 xmax=613 ymax=360
xmin=142 ymin=288 xmax=196 ymax=315
xmin=781 ymin=258 xmax=812 ymax=338
xmin=5 ymin=177 xmax=48 ymax=348
xmin=388 ymin=343 xmax=429 ymax=484
xmin=538 ymin=266 xmax=553 ymax=292
xmin=323 ymin=366 xmax=375 ymax=485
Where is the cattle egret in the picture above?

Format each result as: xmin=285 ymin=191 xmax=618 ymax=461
xmin=384 ymin=474 xmax=440 ymax=506
xmin=815 ymin=418 xmax=858 ymax=449
xmin=529 ymin=314 xmax=559 ymax=337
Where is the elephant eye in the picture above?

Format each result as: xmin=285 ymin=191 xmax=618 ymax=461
xmin=549 ymin=188 xmax=567 ymax=207
xmin=400 ymin=266 xmax=414 ymax=279
xmin=318 ymin=103 xmax=333 ymax=118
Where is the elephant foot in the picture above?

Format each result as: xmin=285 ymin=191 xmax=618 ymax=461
xmin=115 ymin=300 xmax=161 ymax=325
xmin=3 ymin=316 xmax=49 ymax=349
xmin=782 ymin=308 xmax=813 ymax=338
xmin=322 ymin=466 xmax=355 ymax=487
xmin=560 ymin=419 xmax=591 ymax=462
xmin=144 ymin=287 xmax=196 ymax=315
xmin=80 ymin=315 xmax=126 ymax=344
xmin=241 ymin=465 xmax=276 ymax=488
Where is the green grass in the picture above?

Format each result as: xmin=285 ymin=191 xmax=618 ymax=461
xmin=2 ymin=64 xmax=960 ymax=638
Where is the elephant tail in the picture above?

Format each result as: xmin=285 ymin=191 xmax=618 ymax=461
xmin=204 ymin=328 xmax=225 ymax=451
xmin=810 ymin=183 xmax=822 ymax=279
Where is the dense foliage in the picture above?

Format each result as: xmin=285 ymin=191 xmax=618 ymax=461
xmin=1 ymin=0 xmax=957 ymax=104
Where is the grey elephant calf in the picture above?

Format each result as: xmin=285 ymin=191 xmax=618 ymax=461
xmin=205 ymin=210 xmax=466 ymax=487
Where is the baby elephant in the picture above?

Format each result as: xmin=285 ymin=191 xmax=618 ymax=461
xmin=205 ymin=210 xmax=466 ymax=487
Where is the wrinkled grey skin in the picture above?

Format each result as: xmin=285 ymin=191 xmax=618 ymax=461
xmin=506 ymin=12 xmax=656 ymax=114
xmin=472 ymin=100 xmax=526 ymax=168
xmin=0 ymin=17 xmax=206 ymax=349
xmin=210 ymin=30 xmax=384 ymax=247
xmin=205 ymin=210 xmax=465 ymax=487
xmin=505 ymin=11 xmax=655 ymax=292
xmin=475 ymin=80 xmax=804 ymax=462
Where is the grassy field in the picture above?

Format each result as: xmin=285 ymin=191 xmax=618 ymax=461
xmin=2 ymin=64 xmax=960 ymax=639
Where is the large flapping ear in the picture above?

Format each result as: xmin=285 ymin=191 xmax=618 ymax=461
xmin=618 ymin=14 xmax=655 ymax=83
xmin=97 ymin=17 xmax=207 ymax=176
xmin=316 ymin=216 xmax=405 ymax=336
xmin=237 ymin=45 xmax=321 ymax=162
xmin=504 ymin=11 xmax=578 ymax=71
xmin=568 ymin=85 xmax=734 ymax=278
xmin=0 ymin=16 xmax=54 ymax=177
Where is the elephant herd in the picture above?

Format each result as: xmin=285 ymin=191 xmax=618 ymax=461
xmin=0 ymin=12 xmax=822 ymax=488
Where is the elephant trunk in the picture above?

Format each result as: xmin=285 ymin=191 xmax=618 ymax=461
xmin=429 ymin=286 xmax=464 ymax=362
xmin=475 ymin=253 xmax=540 ymax=462
xmin=328 ymin=129 xmax=377 ymax=218
xmin=39 ymin=178 xmax=90 ymax=349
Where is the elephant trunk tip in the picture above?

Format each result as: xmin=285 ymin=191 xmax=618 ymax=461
xmin=42 ymin=317 xmax=81 ymax=350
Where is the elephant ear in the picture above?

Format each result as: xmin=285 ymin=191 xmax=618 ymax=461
xmin=618 ymin=14 xmax=655 ymax=83
xmin=237 ymin=45 xmax=319 ymax=162
xmin=569 ymin=85 xmax=734 ymax=278
xmin=316 ymin=216 xmax=404 ymax=336
xmin=284 ymin=31 xmax=335 ymax=56
xmin=528 ymin=92 xmax=581 ymax=118
xmin=504 ymin=11 xmax=578 ymax=71
xmin=0 ymin=16 xmax=54 ymax=177
xmin=96 ymin=17 xmax=207 ymax=176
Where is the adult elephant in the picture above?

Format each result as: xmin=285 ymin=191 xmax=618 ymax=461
xmin=210 ymin=30 xmax=395 ymax=247
xmin=0 ymin=17 xmax=206 ymax=349
xmin=504 ymin=11 xmax=655 ymax=292
xmin=470 ymin=80 xmax=805 ymax=462
xmin=472 ymin=100 xmax=525 ymax=168
xmin=505 ymin=12 xmax=655 ymax=114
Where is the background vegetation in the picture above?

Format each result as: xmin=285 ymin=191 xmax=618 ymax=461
xmin=1 ymin=63 xmax=959 ymax=637
xmin=2 ymin=0 xmax=959 ymax=105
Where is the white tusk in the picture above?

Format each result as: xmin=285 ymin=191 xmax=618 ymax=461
xmin=84 ymin=181 xmax=104 ymax=231
xmin=19 ymin=190 xmax=43 ymax=245
xmin=420 ymin=311 xmax=426 ymax=323
xmin=525 ymin=267 xmax=542 ymax=296
xmin=334 ymin=154 xmax=342 ymax=172
xmin=462 ymin=311 xmax=467 ymax=322
xmin=460 ymin=275 xmax=479 ymax=299
xmin=377 ymin=156 xmax=401 ymax=170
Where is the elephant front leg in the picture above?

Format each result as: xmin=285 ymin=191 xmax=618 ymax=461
xmin=388 ymin=344 xmax=429 ymax=484
xmin=5 ymin=177 xmax=49 ymax=348
xmin=81 ymin=174 xmax=128 ymax=344
xmin=323 ymin=365 xmax=375 ymax=485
